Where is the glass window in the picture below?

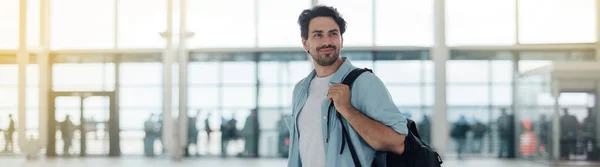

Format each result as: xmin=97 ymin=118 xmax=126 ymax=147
xmin=120 ymin=87 xmax=162 ymax=108
xmin=257 ymin=0 xmax=309 ymax=47
xmin=259 ymin=86 xmax=280 ymax=107
xmin=120 ymin=109 xmax=154 ymax=130
xmin=187 ymin=0 xmax=255 ymax=48
xmin=120 ymin=63 xmax=162 ymax=85
xmin=52 ymin=63 xmax=115 ymax=91
xmin=188 ymin=87 xmax=219 ymax=108
xmin=51 ymin=0 xmax=115 ymax=49
xmin=424 ymin=61 xmax=434 ymax=83
xmin=519 ymin=0 xmax=596 ymax=44
xmin=375 ymin=0 xmax=433 ymax=46
xmin=424 ymin=84 xmax=434 ymax=106
xmin=388 ymin=86 xmax=422 ymax=106
xmin=189 ymin=62 xmax=219 ymax=85
xmin=0 ymin=88 xmax=17 ymax=108
xmin=448 ymin=85 xmax=490 ymax=105
xmin=376 ymin=61 xmax=422 ymax=84
xmin=447 ymin=61 xmax=489 ymax=83
xmin=446 ymin=0 xmax=516 ymax=45
xmin=118 ymin=0 xmax=166 ymax=48
xmin=352 ymin=60 xmax=374 ymax=69
xmin=257 ymin=108 xmax=280 ymax=130
xmin=0 ymin=0 xmax=18 ymax=49
xmin=559 ymin=93 xmax=590 ymax=106
xmin=282 ymin=86 xmax=294 ymax=108
xmin=222 ymin=87 xmax=255 ymax=108
xmin=222 ymin=62 xmax=256 ymax=84
xmin=318 ymin=0 xmax=373 ymax=46
xmin=259 ymin=62 xmax=280 ymax=85
xmin=28 ymin=0 xmax=40 ymax=48
xmin=518 ymin=60 xmax=552 ymax=73
xmin=492 ymin=85 xmax=512 ymax=106
xmin=0 ymin=65 xmax=17 ymax=85
xmin=491 ymin=60 xmax=513 ymax=83
xmin=27 ymin=87 xmax=39 ymax=108
xmin=284 ymin=61 xmax=312 ymax=84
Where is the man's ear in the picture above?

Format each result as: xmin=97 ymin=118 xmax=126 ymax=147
xmin=302 ymin=38 xmax=309 ymax=53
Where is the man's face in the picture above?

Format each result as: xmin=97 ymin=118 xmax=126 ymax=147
xmin=302 ymin=17 xmax=343 ymax=67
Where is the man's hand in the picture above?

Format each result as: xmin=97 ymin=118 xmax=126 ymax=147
xmin=327 ymin=83 xmax=352 ymax=114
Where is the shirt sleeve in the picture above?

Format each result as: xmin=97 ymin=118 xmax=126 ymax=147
xmin=353 ymin=73 xmax=409 ymax=135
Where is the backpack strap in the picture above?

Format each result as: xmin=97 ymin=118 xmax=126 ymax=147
xmin=328 ymin=68 xmax=372 ymax=167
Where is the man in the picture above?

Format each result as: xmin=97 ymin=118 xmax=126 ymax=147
xmin=287 ymin=6 xmax=408 ymax=167
xmin=144 ymin=114 xmax=157 ymax=156
xmin=582 ymin=108 xmax=597 ymax=160
xmin=418 ymin=115 xmax=431 ymax=145
xmin=185 ymin=111 xmax=200 ymax=157
xmin=471 ymin=118 xmax=486 ymax=154
xmin=241 ymin=109 xmax=260 ymax=157
xmin=451 ymin=115 xmax=470 ymax=159
xmin=497 ymin=108 xmax=510 ymax=158
xmin=560 ymin=109 xmax=580 ymax=160
xmin=60 ymin=115 xmax=75 ymax=155
xmin=4 ymin=114 xmax=15 ymax=153
xmin=205 ymin=112 xmax=212 ymax=153
xmin=538 ymin=114 xmax=550 ymax=154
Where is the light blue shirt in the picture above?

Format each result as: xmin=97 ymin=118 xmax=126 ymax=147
xmin=286 ymin=57 xmax=409 ymax=167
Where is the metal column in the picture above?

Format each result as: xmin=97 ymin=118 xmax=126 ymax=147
xmin=177 ymin=0 xmax=191 ymax=159
xmin=551 ymin=81 xmax=561 ymax=161
xmin=161 ymin=0 xmax=177 ymax=160
xmin=432 ymin=0 xmax=449 ymax=156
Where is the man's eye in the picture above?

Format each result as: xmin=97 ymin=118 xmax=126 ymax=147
xmin=314 ymin=34 xmax=322 ymax=38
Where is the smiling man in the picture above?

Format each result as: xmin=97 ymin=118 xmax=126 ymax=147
xmin=287 ymin=5 xmax=408 ymax=167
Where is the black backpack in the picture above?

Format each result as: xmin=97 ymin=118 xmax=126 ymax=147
xmin=335 ymin=68 xmax=443 ymax=167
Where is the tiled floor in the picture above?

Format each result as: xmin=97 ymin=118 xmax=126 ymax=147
xmin=1 ymin=156 xmax=599 ymax=167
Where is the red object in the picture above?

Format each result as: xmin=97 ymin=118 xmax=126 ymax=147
xmin=520 ymin=120 xmax=536 ymax=156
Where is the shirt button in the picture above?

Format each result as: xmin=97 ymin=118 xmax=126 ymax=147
xmin=323 ymin=116 xmax=327 ymax=119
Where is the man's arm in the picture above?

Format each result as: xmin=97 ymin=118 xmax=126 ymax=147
xmin=338 ymin=105 xmax=406 ymax=155
xmin=328 ymin=83 xmax=406 ymax=155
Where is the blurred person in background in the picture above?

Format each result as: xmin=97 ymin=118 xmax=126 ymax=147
xmin=240 ymin=109 xmax=260 ymax=157
xmin=471 ymin=118 xmax=487 ymax=154
xmin=451 ymin=115 xmax=470 ymax=159
xmin=3 ymin=114 xmax=15 ymax=153
xmin=582 ymin=108 xmax=597 ymax=160
xmin=418 ymin=115 xmax=431 ymax=145
xmin=205 ymin=112 xmax=213 ymax=154
xmin=497 ymin=108 xmax=511 ymax=158
xmin=185 ymin=110 xmax=200 ymax=157
xmin=560 ymin=108 xmax=580 ymax=160
xmin=537 ymin=114 xmax=550 ymax=155
xmin=60 ymin=115 xmax=75 ymax=156
xmin=277 ymin=114 xmax=290 ymax=157
xmin=144 ymin=113 xmax=158 ymax=157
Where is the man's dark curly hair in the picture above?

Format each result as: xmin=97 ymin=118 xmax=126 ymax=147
xmin=298 ymin=5 xmax=347 ymax=40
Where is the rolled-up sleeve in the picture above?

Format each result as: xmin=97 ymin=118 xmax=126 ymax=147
xmin=353 ymin=73 xmax=408 ymax=135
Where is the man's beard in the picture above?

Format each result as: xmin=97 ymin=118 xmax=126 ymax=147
xmin=311 ymin=45 xmax=340 ymax=66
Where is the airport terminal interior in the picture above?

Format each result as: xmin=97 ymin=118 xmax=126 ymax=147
xmin=1 ymin=0 xmax=600 ymax=166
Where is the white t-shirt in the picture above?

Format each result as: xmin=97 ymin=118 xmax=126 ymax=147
xmin=298 ymin=74 xmax=332 ymax=167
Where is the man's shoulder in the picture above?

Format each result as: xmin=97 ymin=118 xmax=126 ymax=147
xmin=351 ymin=70 xmax=384 ymax=89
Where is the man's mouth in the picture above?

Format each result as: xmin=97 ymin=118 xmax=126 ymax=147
xmin=318 ymin=47 xmax=335 ymax=53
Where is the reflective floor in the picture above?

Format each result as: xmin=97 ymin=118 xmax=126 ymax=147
xmin=2 ymin=157 xmax=600 ymax=167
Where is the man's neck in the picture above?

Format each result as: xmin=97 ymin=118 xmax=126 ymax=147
xmin=314 ymin=58 xmax=343 ymax=78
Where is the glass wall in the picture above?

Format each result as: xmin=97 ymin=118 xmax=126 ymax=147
xmin=445 ymin=50 xmax=597 ymax=158
xmin=0 ymin=55 xmax=39 ymax=154
xmin=446 ymin=51 xmax=514 ymax=157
